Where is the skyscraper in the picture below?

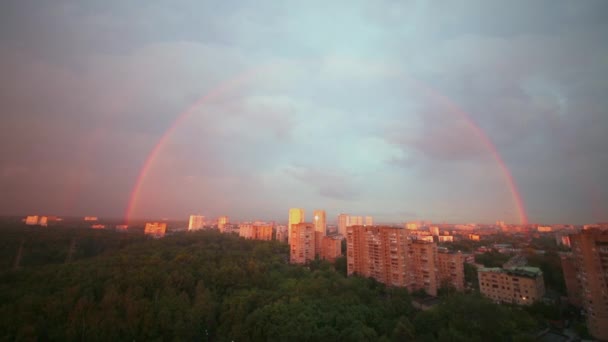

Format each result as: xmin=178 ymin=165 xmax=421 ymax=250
xmin=188 ymin=215 xmax=205 ymax=231
xmin=568 ymin=229 xmax=608 ymax=340
xmin=338 ymin=214 xmax=349 ymax=236
xmin=288 ymin=208 xmax=304 ymax=242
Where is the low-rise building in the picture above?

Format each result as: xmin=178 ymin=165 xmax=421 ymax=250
xmin=239 ymin=222 xmax=273 ymax=241
xmin=478 ymin=266 xmax=545 ymax=305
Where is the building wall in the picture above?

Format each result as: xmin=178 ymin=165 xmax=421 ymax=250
xmin=239 ymin=223 xmax=273 ymax=241
xmin=407 ymin=240 xmax=439 ymax=296
xmin=144 ymin=222 xmax=167 ymax=238
xmin=437 ymin=251 xmax=465 ymax=291
xmin=569 ymin=229 xmax=608 ymax=341
xmin=290 ymin=223 xmax=315 ymax=264
xmin=217 ymin=216 xmax=229 ymax=232
xmin=313 ymin=210 xmax=326 ymax=234
xmin=188 ymin=215 xmax=205 ymax=231
xmin=321 ymin=235 xmax=342 ymax=262
xmin=478 ymin=267 xmax=545 ymax=305
xmin=560 ymin=253 xmax=583 ymax=307
xmin=338 ymin=214 xmax=349 ymax=236
xmin=288 ymin=208 xmax=304 ymax=243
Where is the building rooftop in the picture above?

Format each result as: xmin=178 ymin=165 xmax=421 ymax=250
xmin=479 ymin=266 xmax=542 ymax=278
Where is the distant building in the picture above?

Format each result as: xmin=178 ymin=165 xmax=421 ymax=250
xmin=313 ymin=210 xmax=326 ymax=234
xmin=405 ymin=222 xmax=419 ymax=230
xmin=437 ymin=249 xmax=465 ymax=291
xmin=91 ymin=224 xmax=106 ymax=229
xmin=349 ymin=216 xmax=363 ymax=227
xmin=568 ymin=229 xmax=608 ymax=340
xmin=25 ymin=216 xmax=39 ymax=225
xmin=290 ymin=222 xmax=315 ymax=264
xmin=275 ymin=225 xmax=288 ymax=243
xmin=217 ymin=216 xmax=229 ymax=232
xmin=188 ymin=215 xmax=205 ymax=231
xmin=321 ymin=235 xmax=343 ymax=262
xmin=144 ymin=222 xmax=167 ymax=238
xmin=537 ymin=226 xmax=553 ymax=232
xmin=468 ymin=234 xmax=480 ymax=241
xmin=239 ymin=222 xmax=273 ymax=241
xmin=478 ymin=267 xmax=545 ymax=305
xmin=364 ymin=216 xmax=373 ymax=226
xmin=429 ymin=226 xmax=440 ymax=236
xmin=347 ymin=226 xmax=410 ymax=288
xmin=84 ymin=216 xmax=98 ymax=221
xmin=438 ymin=235 xmax=454 ymax=243
xmin=337 ymin=214 xmax=349 ymax=236
xmin=288 ymin=208 xmax=304 ymax=243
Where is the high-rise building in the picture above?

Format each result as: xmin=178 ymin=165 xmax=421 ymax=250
xmin=313 ymin=210 xmax=326 ymax=234
xmin=364 ymin=216 xmax=373 ymax=226
xmin=188 ymin=215 xmax=205 ymax=231
xmin=568 ymin=229 xmax=608 ymax=340
xmin=290 ymin=222 xmax=315 ymax=264
xmin=144 ymin=222 xmax=167 ymax=238
xmin=437 ymin=249 xmax=465 ymax=291
xmin=478 ymin=267 xmax=545 ymax=305
xmin=239 ymin=222 xmax=273 ymax=241
xmin=407 ymin=239 xmax=439 ymax=296
xmin=338 ymin=214 xmax=349 ymax=236
xmin=288 ymin=208 xmax=304 ymax=242
xmin=429 ymin=226 xmax=440 ymax=236
xmin=217 ymin=216 xmax=229 ymax=232
xmin=347 ymin=226 xmax=410 ymax=287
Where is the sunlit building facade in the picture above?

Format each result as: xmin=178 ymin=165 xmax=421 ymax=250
xmin=217 ymin=216 xmax=229 ymax=232
xmin=239 ymin=222 xmax=273 ymax=241
xmin=338 ymin=214 xmax=349 ymax=236
xmin=188 ymin=215 xmax=205 ymax=231
xmin=478 ymin=267 xmax=545 ymax=305
xmin=437 ymin=249 xmax=465 ymax=291
xmin=144 ymin=222 xmax=167 ymax=238
xmin=321 ymin=235 xmax=343 ymax=262
xmin=25 ymin=215 xmax=39 ymax=225
xmin=364 ymin=216 xmax=373 ymax=226
xmin=288 ymin=208 xmax=304 ymax=242
xmin=407 ymin=239 xmax=439 ymax=296
xmin=290 ymin=222 xmax=315 ymax=264
xmin=313 ymin=210 xmax=326 ymax=234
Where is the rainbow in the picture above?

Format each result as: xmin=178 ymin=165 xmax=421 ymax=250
xmin=125 ymin=64 xmax=528 ymax=224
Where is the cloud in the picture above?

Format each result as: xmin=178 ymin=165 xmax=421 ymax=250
xmin=285 ymin=165 xmax=359 ymax=200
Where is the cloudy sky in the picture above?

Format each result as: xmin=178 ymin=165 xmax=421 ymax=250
xmin=1 ymin=0 xmax=607 ymax=224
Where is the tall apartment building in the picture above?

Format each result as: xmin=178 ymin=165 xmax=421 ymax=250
xmin=288 ymin=208 xmax=304 ymax=242
xmin=275 ymin=225 xmax=288 ymax=243
xmin=346 ymin=226 xmax=410 ymax=287
xmin=347 ymin=226 xmax=464 ymax=296
xmin=478 ymin=267 xmax=545 ymax=305
xmin=239 ymin=222 xmax=273 ymax=241
xmin=407 ymin=239 xmax=439 ymax=296
xmin=188 ymin=215 xmax=205 ymax=231
xmin=290 ymin=222 xmax=315 ymax=264
xmin=338 ymin=214 xmax=349 ymax=236
xmin=217 ymin=216 xmax=229 ymax=232
xmin=364 ymin=216 xmax=373 ymax=226
xmin=144 ymin=222 xmax=167 ymax=238
xmin=568 ymin=229 xmax=608 ymax=340
xmin=313 ymin=210 xmax=326 ymax=234
xmin=437 ymin=249 xmax=465 ymax=291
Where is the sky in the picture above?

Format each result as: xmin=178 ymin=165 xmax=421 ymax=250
xmin=1 ymin=0 xmax=607 ymax=224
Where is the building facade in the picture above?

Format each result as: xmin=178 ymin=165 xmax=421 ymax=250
xmin=290 ymin=222 xmax=315 ymax=264
xmin=437 ymin=249 xmax=465 ymax=291
xmin=568 ymin=229 xmax=608 ymax=340
xmin=188 ymin=215 xmax=205 ymax=231
xmin=478 ymin=267 xmax=545 ymax=305
xmin=321 ymin=235 xmax=342 ymax=262
xmin=239 ymin=222 xmax=273 ymax=241
xmin=407 ymin=239 xmax=439 ymax=296
xmin=288 ymin=208 xmax=304 ymax=242
xmin=144 ymin=222 xmax=167 ymax=238
xmin=217 ymin=216 xmax=229 ymax=232
xmin=313 ymin=210 xmax=326 ymax=234
xmin=338 ymin=214 xmax=349 ymax=236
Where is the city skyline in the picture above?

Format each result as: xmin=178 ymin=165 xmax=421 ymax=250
xmin=1 ymin=1 xmax=607 ymax=224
